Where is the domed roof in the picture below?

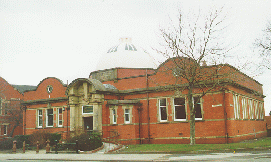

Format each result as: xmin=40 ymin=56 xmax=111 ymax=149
xmin=96 ymin=38 xmax=156 ymax=70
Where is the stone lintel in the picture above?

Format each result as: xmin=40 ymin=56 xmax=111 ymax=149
xmin=107 ymin=99 xmax=141 ymax=105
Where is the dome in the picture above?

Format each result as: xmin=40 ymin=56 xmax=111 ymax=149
xmin=96 ymin=38 xmax=157 ymax=70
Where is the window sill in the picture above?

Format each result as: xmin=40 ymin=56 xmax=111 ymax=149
xmin=110 ymin=124 xmax=118 ymax=126
xmin=157 ymin=121 xmax=170 ymax=124
xmin=195 ymin=119 xmax=204 ymax=122
xmin=173 ymin=120 xmax=188 ymax=123
xmin=124 ymin=123 xmax=133 ymax=125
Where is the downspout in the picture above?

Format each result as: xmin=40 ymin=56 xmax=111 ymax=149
xmin=67 ymin=105 xmax=69 ymax=139
xmin=138 ymin=107 xmax=142 ymax=144
xmin=66 ymin=80 xmax=69 ymax=139
xmin=223 ymin=90 xmax=228 ymax=144
xmin=23 ymin=105 xmax=27 ymax=135
xmin=146 ymin=69 xmax=150 ymax=143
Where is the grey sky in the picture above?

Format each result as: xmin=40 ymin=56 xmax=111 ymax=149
xmin=1 ymin=0 xmax=271 ymax=114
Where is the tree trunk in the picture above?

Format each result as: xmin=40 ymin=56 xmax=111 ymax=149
xmin=8 ymin=124 xmax=18 ymax=137
xmin=188 ymin=85 xmax=196 ymax=145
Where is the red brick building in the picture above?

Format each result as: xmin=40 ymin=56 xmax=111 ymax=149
xmin=22 ymin=77 xmax=69 ymax=139
xmin=8 ymin=38 xmax=268 ymax=144
xmin=0 ymin=77 xmax=24 ymax=141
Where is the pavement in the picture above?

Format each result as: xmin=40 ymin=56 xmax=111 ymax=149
xmin=1 ymin=143 xmax=271 ymax=161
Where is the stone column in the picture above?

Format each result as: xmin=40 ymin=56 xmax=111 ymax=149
xmin=70 ymin=105 xmax=76 ymax=131
xmin=93 ymin=104 xmax=98 ymax=131
xmin=97 ymin=103 xmax=103 ymax=132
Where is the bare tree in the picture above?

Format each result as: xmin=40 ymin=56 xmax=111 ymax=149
xmin=0 ymin=78 xmax=23 ymax=137
xmin=255 ymin=21 xmax=271 ymax=69
xmin=4 ymin=99 xmax=23 ymax=137
xmin=157 ymin=7 xmax=229 ymax=145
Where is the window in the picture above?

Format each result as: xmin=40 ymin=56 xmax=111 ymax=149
xmin=193 ymin=97 xmax=202 ymax=120
xmin=233 ymin=94 xmax=240 ymax=119
xmin=110 ymin=106 xmax=117 ymax=124
xmin=254 ymin=100 xmax=259 ymax=119
xmin=159 ymin=98 xmax=167 ymax=122
xmin=248 ymin=99 xmax=254 ymax=119
xmin=37 ymin=109 xmax=43 ymax=128
xmin=258 ymin=102 xmax=264 ymax=119
xmin=174 ymin=98 xmax=186 ymax=121
xmin=82 ymin=105 xmax=93 ymax=114
xmin=123 ymin=105 xmax=132 ymax=124
xmin=3 ymin=125 xmax=7 ymax=135
xmin=46 ymin=109 xmax=53 ymax=127
xmin=112 ymin=109 xmax=117 ymax=124
xmin=58 ymin=108 xmax=63 ymax=127
xmin=124 ymin=109 xmax=130 ymax=123
xmin=4 ymin=103 xmax=8 ymax=115
xmin=242 ymin=97 xmax=248 ymax=119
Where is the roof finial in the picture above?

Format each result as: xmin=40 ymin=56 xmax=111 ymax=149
xmin=119 ymin=37 xmax=132 ymax=43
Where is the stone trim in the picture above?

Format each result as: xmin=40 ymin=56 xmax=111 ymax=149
xmin=22 ymin=97 xmax=68 ymax=105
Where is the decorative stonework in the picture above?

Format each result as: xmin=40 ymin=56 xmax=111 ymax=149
xmin=90 ymin=69 xmax=117 ymax=82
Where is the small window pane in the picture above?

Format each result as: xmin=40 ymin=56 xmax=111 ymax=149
xmin=47 ymin=109 xmax=53 ymax=127
xmin=175 ymin=98 xmax=185 ymax=106
xmin=160 ymin=99 xmax=166 ymax=106
xmin=175 ymin=106 xmax=186 ymax=119
xmin=160 ymin=107 xmax=167 ymax=120
xmin=194 ymin=97 xmax=202 ymax=118
xmin=113 ymin=109 xmax=116 ymax=124
xmin=4 ymin=125 xmax=7 ymax=135
xmin=38 ymin=110 xmax=43 ymax=127
xmin=125 ymin=109 xmax=130 ymax=122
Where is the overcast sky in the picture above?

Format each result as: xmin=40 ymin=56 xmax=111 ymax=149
xmin=1 ymin=0 xmax=271 ymax=114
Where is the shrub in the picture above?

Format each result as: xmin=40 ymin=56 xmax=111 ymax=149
xmin=48 ymin=133 xmax=62 ymax=146
xmin=28 ymin=130 xmax=49 ymax=148
xmin=13 ymin=135 xmax=30 ymax=149
xmin=0 ymin=138 xmax=13 ymax=150
xmin=67 ymin=132 xmax=102 ymax=151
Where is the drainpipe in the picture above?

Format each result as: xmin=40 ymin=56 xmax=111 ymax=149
xmin=138 ymin=107 xmax=142 ymax=144
xmin=223 ymin=90 xmax=228 ymax=144
xmin=146 ymin=69 xmax=150 ymax=143
xmin=23 ymin=105 xmax=27 ymax=135
xmin=67 ymin=105 xmax=69 ymax=139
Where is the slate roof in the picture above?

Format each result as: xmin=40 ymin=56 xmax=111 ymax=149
xmin=12 ymin=85 xmax=37 ymax=94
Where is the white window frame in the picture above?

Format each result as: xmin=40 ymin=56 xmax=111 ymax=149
xmin=110 ymin=106 xmax=117 ymax=124
xmin=193 ymin=96 xmax=203 ymax=120
xmin=254 ymin=100 xmax=259 ymax=119
xmin=248 ymin=99 xmax=254 ymax=119
xmin=3 ymin=125 xmax=7 ymax=135
xmin=173 ymin=97 xmax=186 ymax=121
xmin=82 ymin=105 xmax=93 ymax=115
xmin=259 ymin=102 xmax=264 ymax=119
xmin=58 ymin=108 xmax=63 ymax=127
xmin=123 ymin=105 xmax=133 ymax=124
xmin=233 ymin=94 xmax=240 ymax=119
xmin=46 ymin=109 xmax=53 ymax=127
xmin=37 ymin=109 xmax=43 ymax=128
xmin=242 ymin=97 xmax=248 ymax=119
xmin=124 ymin=108 xmax=130 ymax=124
xmin=112 ymin=109 xmax=117 ymax=124
xmin=159 ymin=98 xmax=167 ymax=122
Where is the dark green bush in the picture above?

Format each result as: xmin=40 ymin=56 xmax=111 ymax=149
xmin=13 ymin=135 xmax=30 ymax=149
xmin=28 ymin=130 xmax=50 ymax=148
xmin=48 ymin=133 xmax=62 ymax=146
xmin=0 ymin=133 xmax=62 ymax=150
xmin=67 ymin=132 xmax=102 ymax=151
xmin=0 ymin=138 xmax=13 ymax=150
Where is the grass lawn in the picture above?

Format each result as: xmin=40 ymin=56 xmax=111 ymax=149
xmin=121 ymin=137 xmax=271 ymax=153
